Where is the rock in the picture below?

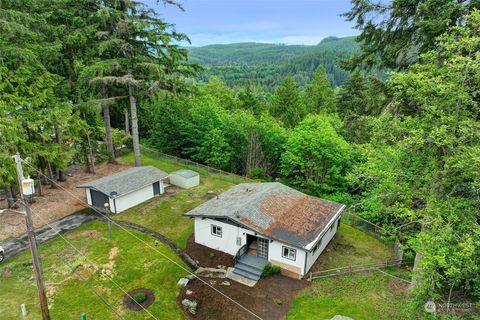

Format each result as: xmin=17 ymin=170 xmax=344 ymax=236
xmin=195 ymin=267 xmax=227 ymax=278
xmin=209 ymin=280 xmax=216 ymax=285
xmin=186 ymin=290 xmax=193 ymax=295
xmin=186 ymin=274 xmax=196 ymax=280
xmin=217 ymin=265 xmax=222 ymax=269
xmin=220 ymin=281 xmax=231 ymax=286
xmin=177 ymin=278 xmax=189 ymax=287
xmin=330 ymin=316 xmax=354 ymax=320
xmin=182 ymin=299 xmax=197 ymax=315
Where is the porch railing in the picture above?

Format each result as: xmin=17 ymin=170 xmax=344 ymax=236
xmin=233 ymin=244 xmax=248 ymax=265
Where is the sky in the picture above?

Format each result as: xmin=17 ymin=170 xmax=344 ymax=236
xmin=145 ymin=0 xmax=358 ymax=47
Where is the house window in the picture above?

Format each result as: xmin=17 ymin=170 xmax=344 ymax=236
xmin=211 ymin=225 xmax=222 ymax=237
xmin=313 ymin=239 xmax=321 ymax=253
xmin=329 ymin=223 xmax=334 ymax=232
xmin=282 ymin=246 xmax=296 ymax=261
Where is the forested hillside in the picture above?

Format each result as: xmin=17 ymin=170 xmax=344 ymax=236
xmin=189 ymin=36 xmax=359 ymax=90
xmin=2 ymin=0 xmax=480 ymax=318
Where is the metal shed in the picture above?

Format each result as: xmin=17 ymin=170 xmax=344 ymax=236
xmin=169 ymin=169 xmax=200 ymax=189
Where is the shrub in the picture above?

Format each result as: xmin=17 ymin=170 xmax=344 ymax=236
xmin=133 ymin=292 xmax=147 ymax=304
xmin=261 ymin=263 xmax=281 ymax=277
xmin=274 ymin=298 xmax=283 ymax=305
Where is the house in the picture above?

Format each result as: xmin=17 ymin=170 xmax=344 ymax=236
xmin=78 ymin=166 xmax=168 ymax=214
xmin=184 ymin=182 xmax=345 ymax=280
xmin=169 ymin=169 xmax=200 ymax=189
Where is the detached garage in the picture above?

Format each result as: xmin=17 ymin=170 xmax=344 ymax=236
xmin=169 ymin=169 xmax=200 ymax=189
xmin=78 ymin=166 xmax=168 ymax=214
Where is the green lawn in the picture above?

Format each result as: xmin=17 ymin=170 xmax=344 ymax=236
xmin=116 ymin=152 xmax=236 ymax=248
xmin=0 ymin=221 xmax=189 ymax=320
xmin=288 ymin=272 xmax=409 ymax=320
xmin=311 ymin=224 xmax=396 ymax=271
xmin=288 ymin=224 xmax=410 ymax=320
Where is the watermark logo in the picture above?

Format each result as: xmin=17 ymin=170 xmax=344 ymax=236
xmin=424 ymin=300 xmax=474 ymax=313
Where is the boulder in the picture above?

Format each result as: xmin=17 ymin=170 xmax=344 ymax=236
xmin=182 ymin=299 xmax=197 ymax=315
xmin=331 ymin=316 xmax=354 ymax=320
xmin=177 ymin=278 xmax=189 ymax=287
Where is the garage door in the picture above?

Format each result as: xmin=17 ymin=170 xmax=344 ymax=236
xmin=90 ymin=189 xmax=109 ymax=209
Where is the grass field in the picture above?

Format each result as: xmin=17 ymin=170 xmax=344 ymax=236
xmin=116 ymin=152 xmax=236 ymax=248
xmin=0 ymin=151 xmax=416 ymax=319
xmin=288 ymin=224 xmax=411 ymax=320
xmin=0 ymin=221 xmax=189 ymax=320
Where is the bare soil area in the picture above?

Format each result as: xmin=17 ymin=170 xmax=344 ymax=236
xmin=186 ymin=235 xmax=234 ymax=268
xmin=181 ymin=237 xmax=307 ymax=320
xmin=178 ymin=274 xmax=307 ymax=320
xmin=0 ymin=163 xmax=129 ymax=241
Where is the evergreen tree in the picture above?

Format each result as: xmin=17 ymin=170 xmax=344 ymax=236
xmin=303 ymin=66 xmax=336 ymax=114
xmin=343 ymin=0 xmax=480 ymax=70
xmin=270 ymin=76 xmax=305 ymax=128
xmin=84 ymin=0 xmax=195 ymax=166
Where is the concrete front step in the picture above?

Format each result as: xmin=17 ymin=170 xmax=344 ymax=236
xmin=233 ymin=267 xmax=261 ymax=281
xmin=236 ymin=260 xmax=264 ymax=273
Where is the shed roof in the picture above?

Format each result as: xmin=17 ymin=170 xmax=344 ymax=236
xmin=78 ymin=166 xmax=168 ymax=197
xmin=184 ymin=182 xmax=345 ymax=249
xmin=171 ymin=169 xmax=199 ymax=179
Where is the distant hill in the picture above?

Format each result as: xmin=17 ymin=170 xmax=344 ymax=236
xmin=188 ymin=36 xmax=359 ymax=90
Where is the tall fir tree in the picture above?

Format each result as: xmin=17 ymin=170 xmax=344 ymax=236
xmin=270 ymin=76 xmax=305 ymax=128
xmin=303 ymin=66 xmax=336 ymax=114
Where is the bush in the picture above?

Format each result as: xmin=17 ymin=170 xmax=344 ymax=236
xmin=133 ymin=292 xmax=147 ymax=304
xmin=261 ymin=263 xmax=281 ymax=277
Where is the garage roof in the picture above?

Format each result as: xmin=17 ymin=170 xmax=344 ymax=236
xmin=171 ymin=169 xmax=199 ymax=179
xmin=78 ymin=166 xmax=168 ymax=197
xmin=184 ymin=183 xmax=345 ymax=249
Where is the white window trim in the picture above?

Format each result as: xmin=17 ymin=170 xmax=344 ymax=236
xmin=282 ymin=246 xmax=296 ymax=261
xmin=211 ymin=224 xmax=222 ymax=237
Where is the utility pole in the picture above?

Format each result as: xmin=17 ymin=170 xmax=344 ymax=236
xmin=13 ymin=154 xmax=51 ymax=320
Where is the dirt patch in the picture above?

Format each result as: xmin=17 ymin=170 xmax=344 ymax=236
xmin=0 ymin=163 xmax=129 ymax=241
xmin=67 ymin=230 xmax=103 ymax=239
xmin=388 ymin=278 xmax=410 ymax=297
xmin=186 ymin=235 xmax=234 ymax=269
xmin=178 ymin=274 xmax=307 ymax=320
xmin=123 ymin=288 xmax=155 ymax=311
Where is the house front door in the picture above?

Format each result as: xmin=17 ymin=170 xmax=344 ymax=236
xmin=257 ymin=238 xmax=269 ymax=259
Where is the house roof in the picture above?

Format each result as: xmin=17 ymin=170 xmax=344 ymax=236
xmin=171 ymin=169 xmax=199 ymax=179
xmin=184 ymin=182 xmax=345 ymax=249
xmin=78 ymin=166 xmax=168 ymax=198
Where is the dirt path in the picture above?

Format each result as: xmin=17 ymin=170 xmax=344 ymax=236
xmin=0 ymin=163 xmax=129 ymax=241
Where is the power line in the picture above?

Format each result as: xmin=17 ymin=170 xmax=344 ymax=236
xmin=23 ymin=162 xmax=264 ymax=320
xmin=27 ymin=206 xmax=159 ymax=319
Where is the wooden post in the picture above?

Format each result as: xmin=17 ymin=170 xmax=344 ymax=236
xmin=14 ymin=155 xmax=50 ymax=320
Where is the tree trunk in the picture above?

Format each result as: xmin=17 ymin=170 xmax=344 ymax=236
xmin=47 ymin=162 xmax=55 ymax=188
xmin=5 ymin=187 xmax=14 ymax=208
xmin=125 ymin=109 xmax=130 ymax=136
xmin=103 ymin=104 xmax=116 ymax=163
xmin=37 ymin=171 xmax=43 ymax=196
xmin=86 ymin=131 xmax=96 ymax=174
xmin=129 ymin=85 xmax=142 ymax=167
xmin=54 ymin=126 xmax=67 ymax=182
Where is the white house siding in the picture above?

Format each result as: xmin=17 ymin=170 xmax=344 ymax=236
xmin=86 ymin=189 xmax=92 ymax=206
xmin=268 ymin=240 xmax=307 ymax=278
xmin=113 ymin=183 xmax=159 ymax=213
xmin=305 ymin=217 xmax=340 ymax=273
xmin=194 ymin=217 xmax=256 ymax=256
